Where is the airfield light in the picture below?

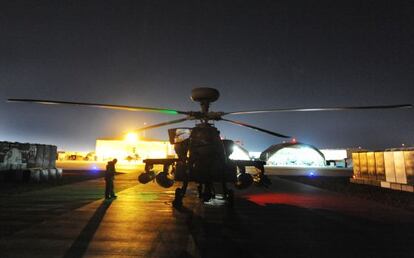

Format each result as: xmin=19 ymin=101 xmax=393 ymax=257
xmin=160 ymin=109 xmax=179 ymax=115
xmin=125 ymin=132 xmax=138 ymax=144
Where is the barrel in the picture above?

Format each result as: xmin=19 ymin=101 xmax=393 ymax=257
xmin=30 ymin=169 xmax=41 ymax=183
xmin=40 ymin=169 xmax=49 ymax=181
xmin=48 ymin=169 xmax=57 ymax=180
xmin=56 ymin=168 xmax=63 ymax=179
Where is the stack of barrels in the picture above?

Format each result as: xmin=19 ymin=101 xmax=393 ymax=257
xmin=351 ymin=149 xmax=414 ymax=192
xmin=0 ymin=141 xmax=62 ymax=182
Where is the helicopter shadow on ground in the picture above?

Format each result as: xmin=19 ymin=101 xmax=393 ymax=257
xmin=179 ymin=197 xmax=414 ymax=258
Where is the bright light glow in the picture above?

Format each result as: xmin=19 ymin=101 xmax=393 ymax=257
xmin=125 ymin=132 xmax=138 ymax=144
xmin=229 ymin=145 xmax=250 ymax=160
xmin=95 ymin=138 xmax=175 ymax=164
xmin=267 ymin=146 xmax=325 ymax=167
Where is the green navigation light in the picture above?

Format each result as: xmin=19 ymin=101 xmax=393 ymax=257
xmin=160 ymin=109 xmax=179 ymax=115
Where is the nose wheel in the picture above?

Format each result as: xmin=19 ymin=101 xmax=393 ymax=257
xmin=197 ymin=184 xmax=203 ymax=198
xmin=225 ymin=189 xmax=234 ymax=208
xmin=174 ymin=184 xmax=234 ymax=207
xmin=173 ymin=187 xmax=183 ymax=208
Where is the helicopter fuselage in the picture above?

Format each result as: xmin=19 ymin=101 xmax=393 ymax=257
xmin=140 ymin=122 xmax=267 ymax=191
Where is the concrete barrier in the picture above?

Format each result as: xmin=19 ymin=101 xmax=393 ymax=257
xmin=40 ymin=169 xmax=49 ymax=181
xmin=0 ymin=141 xmax=60 ymax=182
xmin=14 ymin=170 xmax=24 ymax=182
xmin=56 ymin=168 xmax=63 ymax=179
xmin=30 ymin=169 xmax=40 ymax=183
xmin=48 ymin=169 xmax=57 ymax=180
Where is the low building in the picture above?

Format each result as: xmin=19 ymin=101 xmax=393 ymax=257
xmin=95 ymin=133 xmax=175 ymax=163
xmin=57 ymin=151 xmax=96 ymax=161
xmin=320 ymin=148 xmax=364 ymax=168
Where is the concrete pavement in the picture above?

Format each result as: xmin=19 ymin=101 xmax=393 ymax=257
xmin=0 ymin=169 xmax=413 ymax=257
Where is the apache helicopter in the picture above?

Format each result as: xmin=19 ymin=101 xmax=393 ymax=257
xmin=8 ymin=88 xmax=412 ymax=207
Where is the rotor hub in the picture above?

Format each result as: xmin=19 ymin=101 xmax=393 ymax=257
xmin=187 ymin=111 xmax=224 ymax=121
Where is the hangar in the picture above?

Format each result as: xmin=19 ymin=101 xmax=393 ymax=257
xmin=260 ymin=142 xmax=326 ymax=167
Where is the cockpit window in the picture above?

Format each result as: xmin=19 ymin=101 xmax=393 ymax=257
xmin=174 ymin=128 xmax=191 ymax=143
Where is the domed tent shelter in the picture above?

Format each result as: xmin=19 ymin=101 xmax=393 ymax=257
xmin=260 ymin=142 xmax=325 ymax=167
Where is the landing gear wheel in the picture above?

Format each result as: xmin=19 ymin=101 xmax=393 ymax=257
xmin=211 ymin=186 xmax=216 ymax=199
xmin=197 ymin=185 xmax=203 ymax=199
xmin=173 ymin=188 xmax=183 ymax=208
xmin=226 ymin=189 xmax=234 ymax=208
xmin=202 ymin=191 xmax=213 ymax=202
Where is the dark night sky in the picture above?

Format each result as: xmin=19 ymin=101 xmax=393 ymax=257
xmin=1 ymin=0 xmax=413 ymax=152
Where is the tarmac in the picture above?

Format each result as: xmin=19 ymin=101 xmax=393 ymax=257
xmin=0 ymin=168 xmax=413 ymax=258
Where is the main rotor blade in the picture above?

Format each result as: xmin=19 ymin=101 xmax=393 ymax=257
xmin=221 ymin=118 xmax=290 ymax=138
xmin=7 ymin=98 xmax=188 ymax=115
xmin=225 ymin=104 xmax=413 ymax=115
xmin=136 ymin=118 xmax=189 ymax=131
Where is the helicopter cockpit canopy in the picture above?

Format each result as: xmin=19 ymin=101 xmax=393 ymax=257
xmin=168 ymin=128 xmax=192 ymax=144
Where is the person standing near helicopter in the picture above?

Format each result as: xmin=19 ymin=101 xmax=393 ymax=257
xmin=105 ymin=158 xmax=118 ymax=199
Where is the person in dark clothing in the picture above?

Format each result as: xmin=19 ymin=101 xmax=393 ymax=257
xmin=105 ymin=158 xmax=118 ymax=199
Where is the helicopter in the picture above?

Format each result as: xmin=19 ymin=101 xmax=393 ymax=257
xmin=8 ymin=87 xmax=413 ymax=207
